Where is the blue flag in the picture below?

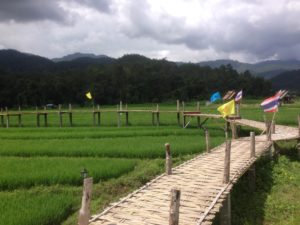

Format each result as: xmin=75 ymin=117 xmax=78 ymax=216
xmin=210 ymin=92 xmax=221 ymax=103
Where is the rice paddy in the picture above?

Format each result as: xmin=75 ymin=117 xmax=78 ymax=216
xmin=0 ymin=100 xmax=299 ymax=225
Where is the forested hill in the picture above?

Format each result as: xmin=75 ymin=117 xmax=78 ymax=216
xmin=0 ymin=50 xmax=271 ymax=107
xmin=271 ymin=69 xmax=300 ymax=91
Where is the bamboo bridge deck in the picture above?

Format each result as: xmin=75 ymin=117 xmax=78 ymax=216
xmin=89 ymin=119 xmax=299 ymax=225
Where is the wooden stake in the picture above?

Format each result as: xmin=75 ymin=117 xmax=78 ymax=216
xmin=125 ymin=112 xmax=129 ymax=126
xmin=205 ymin=129 xmax=210 ymax=153
xmin=169 ymin=189 xmax=180 ymax=225
xmin=250 ymin=132 xmax=255 ymax=158
xmin=156 ymin=104 xmax=160 ymax=126
xmin=182 ymin=101 xmax=185 ymax=112
xmin=266 ymin=121 xmax=271 ymax=141
xmin=248 ymin=164 xmax=256 ymax=192
xmin=59 ymin=104 xmax=62 ymax=128
xmin=120 ymin=101 xmax=122 ymax=111
xmin=271 ymin=120 xmax=276 ymax=134
xmin=236 ymin=103 xmax=240 ymax=117
xmin=230 ymin=122 xmax=237 ymax=139
xmin=220 ymin=193 xmax=231 ymax=225
xmin=177 ymin=100 xmax=180 ymax=126
xmin=5 ymin=107 xmax=9 ymax=128
xmin=223 ymin=140 xmax=231 ymax=184
xmin=78 ymin=177 xmax=93 ymax=225
xmin=298 ymin=115 xmax=300 ymax=137
xmin=165 ymin=143 xmax=172 ymax=175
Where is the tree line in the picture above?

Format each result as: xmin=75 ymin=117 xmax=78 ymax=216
xmin=0 ymin=54 xmax=272 ymax=107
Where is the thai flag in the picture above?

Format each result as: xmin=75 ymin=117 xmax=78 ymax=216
xmin=261 ymin=96 xmax=280 ymax=113
xmin=235 ymin=90 xmax=243 ymax=102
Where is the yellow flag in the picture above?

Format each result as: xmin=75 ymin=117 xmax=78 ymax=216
xmin=85 ymin=92 xmax=92 ymax=100
xmin=217 ymin=100 xmax=235 ymax=118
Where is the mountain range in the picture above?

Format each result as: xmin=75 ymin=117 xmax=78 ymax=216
xmin=0 ymin=49 xmax=299 ymax=91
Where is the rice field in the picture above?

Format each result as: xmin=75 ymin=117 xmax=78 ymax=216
xmin=0 ymin=100 xmax=299 ymax=225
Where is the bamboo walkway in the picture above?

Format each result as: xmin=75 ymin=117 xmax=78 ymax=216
xmin=89 ymin=119 xmax=299 ymax=225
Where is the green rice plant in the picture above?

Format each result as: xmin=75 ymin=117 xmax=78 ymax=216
xmin=0 ymin=188 xmax=79 ymax=225
xmin=0 ymin=157 xmax=138 ymax=190
xmin=0 ymin=134 xmax=225 ymax=158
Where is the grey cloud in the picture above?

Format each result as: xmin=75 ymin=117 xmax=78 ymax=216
xmin=120 ymin=1 xmax=300 ymax=61
xmin=73 ymin=0 xmax=112 ymax=13
xmin=0 ymin=0 xmax=67 ymax=22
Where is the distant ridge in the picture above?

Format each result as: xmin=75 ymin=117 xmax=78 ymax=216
xmin=271 ymin=69 xmax=300 ymax=91
xmin=198 ymin=59 xmax=300 ymax=79
xmin=52 ymin=52 xmax=110 ymax=62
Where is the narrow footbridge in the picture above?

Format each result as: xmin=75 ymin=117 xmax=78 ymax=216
xmin=89 ymin=118 xmax=299 ymax=225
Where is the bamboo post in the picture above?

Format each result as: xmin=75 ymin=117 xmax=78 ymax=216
xmin=266 ymin=121 xmax=271 ymax=141
xmin=59 ymin=104 xmax=62 ymax=127
xmin=36 ymin=106 xmax=40 ymax=127
xmin=125 ymin=112 xmax=129 ymax=126
xmin=1 ymin=108 xmax=4 ymax=127
xmin=5 ymin=107 xmax=9 ymax=128
xmin=156 ymin=104 xmax=160 ymax=126
xmin=298 ymin=115 xmax=300 ymax=137
xmin=152 ymin=112 xmax=155 ymax=126
xmin=176 ymin=100 xmax=180 ymax=126
xmin=97 ymin=105 xmax=100 ymax=126
xmin=230 ymin=122 xmax=237 ymax=139
xmin=169 ymin=189 xmax=181 ymax=225
xmin=250 ymin=132 xmax=255 ymax=158
xmin=223 ymin=140 xmax=231 ymax=184
xmin=78 ymin=177 xmax=93 ymax=225
xmin=165 ymin=143 xmax=172 ymax=175
xmin=182 ymin=101 xmax=185 ymax=112
xmin=93 ymin=111 xmax=96 ymax=126
xmin=120 ymin=101 xmax=122 ymax=111
xmin=271 ymin=119 xmax=276 ymax=134
xmin=205 ymin=129 xmax=210 ymax=153
xmin=69 ymin=104 xmax=73 ymax=127
xmin=248 ymin=164 xmax=256 ymax=192
xmin=236 ymin=103 xmax=240 ymax=117
xmin=183 ymin=114 xmax=186 ymax=128
xmin=117 ymin=107 xmax=121 ymax=128
xmin=196 ymin=101 xmax=200 ymax=128
xmin=18 ymin=106 xmax=22 ymax=127
xmin=220 ymin=193 xmax=231 ymax=225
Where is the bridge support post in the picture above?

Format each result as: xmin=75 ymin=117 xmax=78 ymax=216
xmin=78 ymin=177 xmax=93 ymax=225
xmin=169 ymin=189 xmax=181 ymax=225
xmin=205 ymin=129 xmax=210 ymax=153
xmin=298 ymin=115 xmax=300 ymax=137
xmin=176 ymin=100 xmax=180 ymax=126
xmin=220 ymin=193 xmax=231 ymax=225
xmin=230 ymin=122 xmax=238 ymax=139
xmin=223 ymin=140 xmax=231 ymax=184
xmin=165 ymin=143 xmax=172 ymax=175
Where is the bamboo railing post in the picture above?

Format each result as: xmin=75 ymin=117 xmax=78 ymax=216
xmin=182 ymin=101 xmax=185 ymax=112
xmin=165 ymin=143 xmax=172 ymax=175
xmin=44 ymin=106 xmax=48 ymax=127
xmin=5 ymin=107 xmax=9 ymax=128
xmin=196 ymin=101 xmax=200 ymax=128
xmin=205 ymin=129 xmax=210 ymax=153
xmin=223 ymin=140 xmax=231 ymax=184
xmin=125 ymin=111 xmax=129 ymax=126
xmin=271 ymin=119 xmax=276 ymax=134
xmin=156 ymin=104 xmax=160 ymax=126
xmin=78 ymin=177 xmax=93 ymax=225
xmin=97 ymin=105 xmax=100 ymax=126
xmin=69 ymin=104 xmax=73 ymax=127
xmin=248 ymin=132 xmax=256 ymax=192
xmin=250 ymin=132 xmax=255 ymax=158
xmin=169 ymin=189 xmax=181 ymax=225
xmin=117 ymin=105 xmax=121 ymax=127
xmin=220 ymin=193 xmax=231 ymax=225
xmin=120 ymin=101 xmax=123 ymax=111
xmin=266 ymin=121 xmax=271 ymax=141
xmin=298 ymin=115 xmax=300 ymax=137
xmin=176 ymin=100 xmax=180 ymax=126
xmin=236 ymin=103 xmax=240 ymax=117
xmin=93 ymin=108 xmax=96 ymax=126
xmin=59 ymin=104 xmax=62 ymax=127
xmin=18 ymin=106 xmax=22 ymax=127
xmin=230 ymin=122 xmax=237 ymax=139
xmin=0 ymin=108 xmax=4 ymax=127
xmin=36 ymin=106 xmax=40 ymax=127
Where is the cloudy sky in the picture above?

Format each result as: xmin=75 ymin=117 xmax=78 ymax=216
xmin=1 ymin=0 xmax=300 ymax=62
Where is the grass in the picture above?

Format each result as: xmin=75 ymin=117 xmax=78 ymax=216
xmin=0 ymin=187 xmax=78 ymax=225
xmin=0 ymin=100 xmax=299 ymax=225
xmin=0 ymin=157 xmax=138 ymax=190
